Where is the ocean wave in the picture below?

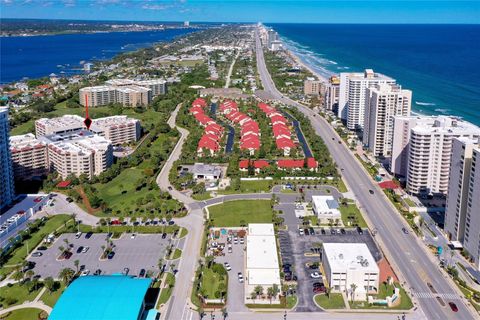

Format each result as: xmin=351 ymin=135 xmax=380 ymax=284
xmin=434 ymin=108 xmax=450 ymax=114
xmin=415 ymin=101 xmax=436 ymax=106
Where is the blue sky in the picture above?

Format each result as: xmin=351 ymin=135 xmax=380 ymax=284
xmin=1 ymin=0 xmax=479 ymax=24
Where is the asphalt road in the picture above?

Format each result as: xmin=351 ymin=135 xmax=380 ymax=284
xmin=254 ymin=28 xmax=476 ymax=320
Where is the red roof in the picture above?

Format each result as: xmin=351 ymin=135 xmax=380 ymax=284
xmin=276 ymin=137 xmax=295 ymax=149
xmin=57 ymin=180 xmax=71 ymax=188
xmin=198 ymin=135 xmax=220 ymax=151
xmin=189 ymin=106 xmax=203 ymax=114
xmin=240 ymin=137 xmax=260 ymax=150
xmin=270 ymin=114 xmax=287 ymax=124
xmin=306 ymin=157 xmax=318 ymax=168
xmin=194 ymin=113 xmax=214 ymax=125
xmin=192 ymin=98 xmax=207 ymax=108
xmin=239 ymin=159 xmax=270 ymax=169
xmin=379 ymin=180 xmax=400 ymax=189
xmin=277 ymin=159 xmax=305 ymax=168
xmin=239 ymin=159 xmax=249 ymax=169
xmin=205 ymin=123 xmax=223 ymax=136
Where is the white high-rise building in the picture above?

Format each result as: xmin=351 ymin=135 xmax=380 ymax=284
xmin=324 ymin=76 xmax=340 ymax=111
xmin=391 ymin=116 xmax=480 ymax=194
xmin=464 ymin=147 xmax=480 ymax=269
xmin=363 ymin=83 xmax=412 ymax=157
xmin=338 ymin=69 xmax=396 ymax=130
xmin=445 ymin=137 xmax=479 ymax=244
xmin=0 ymin=107 xmax=15 ymax=211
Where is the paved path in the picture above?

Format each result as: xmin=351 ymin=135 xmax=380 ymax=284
xmin=43 ymin=193 xmax=100 ymax=226
xmin=225 ymin=51 xmax=240 ymax=88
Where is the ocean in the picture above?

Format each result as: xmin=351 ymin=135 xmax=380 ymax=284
xmin=0 ymin=28 xmax=195 ymax=84
xmin=269 ymin=24 xmax=480 ymax=126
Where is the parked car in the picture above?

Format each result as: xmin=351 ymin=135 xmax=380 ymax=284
xmin=299 ymin=228 xmax=304 ymax=236
xmin=330 ymin=229 xmax=335 ymax=235
xmin=76 ymin=246 xmax=84 ymax=254
xmin=402 ymin=227 xmax=409 ymax=234
xmin=356 ymin=227 xmax=363 ymax=235
xmin=310 ymin=272 xmax=321 ymax=279
xmin=224 ymin=262 xmax=231 ymax=271
xmin=123 ymin=268 xmax=129 ymax=275
xmin=304 ymin=228 xmax=310 ymax=235
xmin=85 ymin=232 xmax=93 ymax=239
xmin=66 ymin=197 xmax=73 ymax=203
xmin=320 ymin=228 xmax=326 ymax=235
xmin=139 ymin=269 xmax=146 ymax=277
xmin=82 ymin=246 xmax=89 ymax=253
xmin=340 ymin=228 xmax=346 ymax=235
xmin=309 ymin=227 xmax=315 ymax=235
xmin=31 ymin=252 xmax=43 ymax=257
xmin=369 ymin=189 xmax=374 ymax=195
xmin=238 ymin=272 xmax=244 ymax=283
xmin=75 ymin=232 xmax=82 ymax=239
xmin=80 ymin=270 xmax=90 ymax=276
xmin=64 ymin=252 xmax=73 ymax=260
xmin=131 ymin=233 xmax=136 ymax=239
xmin=94 ymin=269 xmax=102 ymax=275
xmin=107 ymin=251 xmax=115 ymax=259
xmin=168 ymin=220 xmax=175 ymax=225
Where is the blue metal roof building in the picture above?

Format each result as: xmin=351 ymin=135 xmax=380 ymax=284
xmin=49 ymin=275 xmax=152 ymax=320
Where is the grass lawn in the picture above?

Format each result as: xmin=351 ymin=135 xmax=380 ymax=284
xmin=169 ymin=248 xmax=182 ymax=260
xmin=2 ymin=215 xmax=72 ymax=268
xmin=350 ymin=283 xmax=413 ymax=310
xmin=3 ymin=308 xmax=45 ymax=320
xmin=404 ymin=198 xmax=416 ymax=207
xmin=157 ymin=272 xmax=175 ymax=306
xmin=246 ymin=295 xmax=297 ymax=309
xmin=339 ymin=204 xmax=367 ymax=228
xmin=178 ymin=228 xmax=188 ymax=239
xmin=39 ymin=281 xmax=65 ymax=308
xmin=78 ymin=224 xmax=179 ymax=234
xmin=314 ymin=293 xmax=345 ymax=309
xmin=0 ymin=283 xmax=44 ymax=307
xmin=208 ymin=200 xmax=273 ymax=227
xmin=200 ymin=267 xmax=227 ymax=299
xmin=219 ymin=180 xmax=273 ymax=194
xmin=192 ymin=193 xmax=213 ymax=201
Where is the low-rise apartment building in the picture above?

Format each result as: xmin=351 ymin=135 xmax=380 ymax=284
xmin=322 ymin=243 xmax=379 ymax=301
xmin=9 ymin=133 xmax=48 ymax=180
xmin=391 ymin=116 xmax=480 ymax=194
xmin=304 ymin=77 xmax=322 ymax=96
xmin=35 ymin=115 xmax=84 ymax=137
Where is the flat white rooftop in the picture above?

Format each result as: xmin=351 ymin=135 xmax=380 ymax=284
xmin=312 ymin=195 xmax=340 ymax=214
xmin=323 ymin=243 xmax=379 ymax=273
xmin=248 ymin=223 xmax=274 ymax=236
xmin=246 ymin=235 xmax=278 ymax=269
xmin=247 ymin=269 xmax=281 ymax=286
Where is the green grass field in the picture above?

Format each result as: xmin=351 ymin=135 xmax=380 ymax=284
xmin=200 ymin=267 xmax=227 ymax=299
xmin=0 ymin=283 xmax=43 ymax=307
xmin=157 ymin=272 xmax=176 ymax=306
xmin=39 ymin=281 xmax=65 ymax=308
xmin=340 ymin=204 xmax=367 ymax=228
xmin=219 ymin=180 xmax=272 ymax=194
xmin=2 ymin=308 xmax=45 ymax=320
xmin=314 ymin=293 xmax=345 ymax=309
xmin=208 ymin=200 xmax=273 ymax=227
xmin=350 ymin=283 xmax=413 ymax=310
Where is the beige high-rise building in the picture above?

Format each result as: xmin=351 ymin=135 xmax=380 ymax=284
xmin=90 ymin=116 xmax=141 ymax=146
xmin=115 ymin=85 xmax=151 ymax=107
xmin=79 ymin=78 xmax=165 ymax=107
xmin=79 ymin=86 xmax=116 ymax=107
xmin=445 ymin=137 xmax=479 ymax=244
xmin=324 ymin=76 xmax=340 ymax=111
xmin=363 ymin=84 xmax=411 ymax=157
xmin=391 ymin=116 xmax=480 ymax=194
xmin=304 ymin=77 xmax=322 ymax=96
xmin=41 ymin=131 xmax=113 ymax=179
xmin=9 ymin=133 xmax=48 ymax=180
xmin=464 ymin=147 xmax=480 ymax=269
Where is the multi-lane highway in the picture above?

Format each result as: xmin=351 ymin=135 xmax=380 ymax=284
xmin=254 ymin=28 xmax=476 ymax=320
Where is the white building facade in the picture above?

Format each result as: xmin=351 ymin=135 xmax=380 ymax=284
xmin=322 ymin=243 xmax=379 ymax=301
xmin=363 ymin=83 xmax=412 ymax=157
xmin=312 ymin=195 xmax=341 ymax=224
xmin=391 ymin=116 xmax=480 ymax=194
xmin=9 ymin=133 xmax=48 ymax=180
xmin=338 ymin=69 xmax=396 ymax=130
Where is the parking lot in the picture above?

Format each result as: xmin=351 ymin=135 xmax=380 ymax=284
xmin=28 ymin=232 xmax=173 ymax=278
xmin=210 ymin=232 xmax=248 ymax=312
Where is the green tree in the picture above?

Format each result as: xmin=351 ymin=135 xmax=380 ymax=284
xmin=58 ymin=268 xmax=75 ymax=285
xmin=44 ymin=277 xmax=55 ymax=294
xmin=350 ymin=283 xmax=357 ymax=303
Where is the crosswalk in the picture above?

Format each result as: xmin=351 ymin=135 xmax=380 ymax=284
xmin=412 ymin=292 xmax=462 ymax=300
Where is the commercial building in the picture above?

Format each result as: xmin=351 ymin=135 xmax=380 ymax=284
xmin=445 ymin=138 xmax=480 ymax=269
xmin=391 ymin=116 xmax=480 ymax=194
xmin=324 ymin=76 xmax=340 ymax=111
xmin=338 ymin=69 xmax=396 ymax=130
xmin=267 ymin=29 xmax=279 ymax=50
xmin=35 ymin=115 xmax=84 ymax=137
xmin=0 ymin=107 xmax=15 ymax=211
xmin=363 ymin=84 xmax=412 ymax=157
xmin=191 ymin=163 xmax=222 ymax=181
xmin=312 ymin=195 xmax=341 ymax=224
xmin=246 ymin=223 xmax=281 ymax=300
xmin=9 ymin=133 xmax=48 ymax=180
xmin=79 ymin=78 xmax=166 ymax=107
xmin=304 ymin=77 xmax=322 ymax=96
xmin=40 ymin=131 xmax=113 ymax=179
xmin=49 ymin=275 xmax=153 ymax=320
xmin=90 ymin=116 xmax=141 ymax=146
xmin=322 ymin=243 xmax=379 ymax=301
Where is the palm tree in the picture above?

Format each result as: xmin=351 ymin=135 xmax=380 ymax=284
xmin=25 ymin=270 xmax=35 ymax=280
xmin=12 ymin=270 xmax=23 ymax=283
xmin=326 ymin=286 xmax=333 ymax=299
xmin=44 ymin=277 xmax=55 ymax=294
xmin=158 ymin=258 xmax=164 ymax=273
xmin=58 ymin=268 xmax=75 ymax=285
xmin=74 ymin=259 xmax=80 ymax=273
xmin=267 ymin=287 xmax=275 ymax=304
xmin=254 ymin=285 xmax=264 ymax=298
xmin=350 ymin=283 xmax=357 ymax=303
xmin=271 ymin=283 xmax=280 ymax=300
